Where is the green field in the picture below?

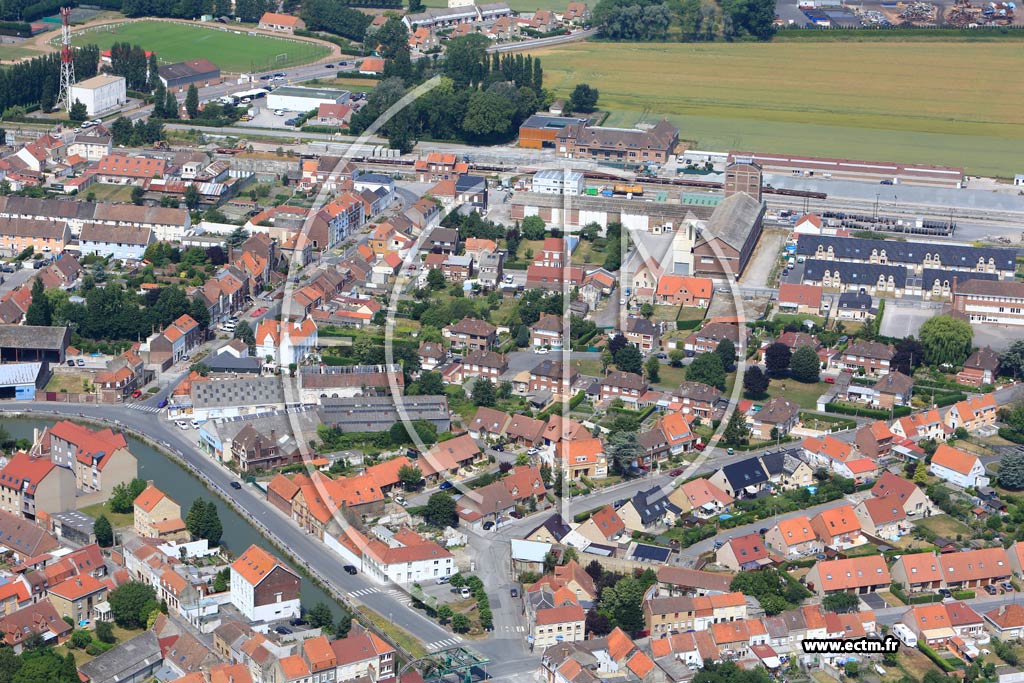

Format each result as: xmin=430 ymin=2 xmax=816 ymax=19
xmin=0 ymin=43 xmax=44 ymax=62
xmin=72 ymin=21 xmax=332 ymax=73
xmin=530 ymin=41 xmax=1024 ymax=177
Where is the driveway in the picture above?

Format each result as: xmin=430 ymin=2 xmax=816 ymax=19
xmin=741 ymin=229 xmax=789 ymax=288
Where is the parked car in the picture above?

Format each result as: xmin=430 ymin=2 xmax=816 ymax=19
xmin=436 ymin=576 xmax=450 ymax=584
xmin=66 ymin=359 xmax=75 ymax=367
xmin=1002 ymin=582 xmax=1015 ymax=592
xmin=131 ymin=390 xmax=142 ymax=398
xmin=290 ymin=618 xmax=308 ymax=626
xmin=460 ymin=587 xmax=472 ymax=598
xmin=158 ymin=399 xmax=168 ymax=408
xmin=76 ymin=358 xmax=85 ymax=366
xmin=274 ymin=626 xmax=292 ymax=635
xmin=668 ymin=468 xmax=683 ymax=477
xmin=510 ymin=587 xmax=518 ymax=598
xmin=344 ymin=565 xmax=358 ymax=575
xmin=985 ymin=584 xmax=998 ymax=595
xmin=482 ymin=521 xmax=494 ymax=531
xmin=394 ymin=496 xmax=407 ymax=506
xmin=439 ymin=481 xmax=453 ymax=490
xmin=230 ymin=481 xmax=242 ymax=490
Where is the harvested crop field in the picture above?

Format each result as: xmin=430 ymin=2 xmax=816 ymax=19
xmin=530 ymin=41 xmax=1024 ymax=176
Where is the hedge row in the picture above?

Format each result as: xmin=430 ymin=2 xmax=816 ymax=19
xmin=825 ymin=402 xmax=912 ymax=419
xmin=999 ymin=427 xmax=1024 ymax=444
xmin=918 ymin=642 xmax=956 ymax=672
xmin=676 ymin=318 xmax=702 ymax=331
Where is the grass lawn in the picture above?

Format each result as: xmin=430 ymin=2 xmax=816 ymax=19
xmin=359 ymin=608 xmax=428 ymax=659
xmin=72 ymin=21 xmax=331 ymax=72
xmin=85 ymin=184 xmax=136 ymax=203
xmin=517 ymin=239 xmax=544 ymax=261
xmin=56 ymin=625 xmax=142 ymax=666
xmin=46 ymin=372 xmax=93 ymax=393
xmin=333 ymin=77 xmax=378 ymax=90
xmin=762 ymin=379 xmax=826 ymax=410
xmin=651 ymin=305 xmax=678 ymax=323
xmin=914 ymin=513 xmax=973 ymax=539
xmin=529 ymin=41 xmax=1024 ymax=177
xmin=571 ymin=239 xmax=606 ymax=265
xmin=80 ymin=501 xmax=134 ymax=528
xmin=0 ymin=43 xmax=43 ymax=62
xmin=653 ymin=364 xmax=688 ymax=390
xmin=572 ymin=358 xmax=603 ymax=377
xmin=774 ymin=312 xmax=826 ymax=328
xmin=678 ymin=306 xmax=707 ymax=321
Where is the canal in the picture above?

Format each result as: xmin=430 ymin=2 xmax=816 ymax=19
xmin=2 ymin=417 xmax=346 ymax=620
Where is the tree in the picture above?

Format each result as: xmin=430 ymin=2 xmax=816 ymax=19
xmin=25 ymin=277 xmax=51 ymax=327
xmin=569 ymin=83 xmax=599 ymax=113
xmin=185 ymin=84 xmax=199 ymax=119
xmin=462 ymin=90 xmax=517 ymax=141
xmin=398 ymin=464 xmax=423 ymax=491
xmin=608 ymin=432 xmax=642 ymax=477
xmin=436 ymin=604 xmax=453 ymax=624
xmin=644 ymin=355 xmax=660 ymax=384
xmin=70 ymin=630 xmax=92 ymax=649
xmin=183 ymin=184 xmax=201 ymax=211
xmin=722 ymin=408 xmax=751 ymax=446
xmin=919 ymin=315 xmax=973 ymax=367
xmin=613 ymin=344 xmax=643 ymax=374
xmin=586 ymin=609 xmax=612 ymax=636
xmin=213 ymin=568 xmax=230 ymax=593
xmin=473 ymin=378 xmax=496 ymax=407
xmin=408 ymin=0 xmax=424 ymax=10
xmin=999 ymin=450 xmax=1024 ymax=490
xmin=185 ymin=499 xmax=223 ymax=545
xmin=520 ymin=215 xmax=546 ymax=241
xmin=764 ymin=342 xmax=792 ymax=376
xmin=593 ymin=0 xmax=673 ymax=40
xmin=742 ymin=366 xmax=770 ymax=398
xmin=452 ymin=613 xmax=470 ymax=632
xmin=426 ymin=268 xmax=446 ymax=289
xmin=307 ymin=602 xmax=334 ymax=629
xmin=822 ymin=592 xmax=860 ymax=613
xmin=598 ymin=574 xmax=646 ymax=631
xmin=686 ymin=352 xmax=726 ymax=391
xmin=69 ymin=99 xmax=88 ymax=123
xmin=913 ymin=459 xmax=928 ymax=484
xmin=790 ymin=345 xmax=821 ymax=383
xmin=715 ymin=338 xmax=736 ymax=370
xmin=640 ymin=302 xmax=654 ymax=319
xmin=130 ymin=186 xmax=145 ymax=206
xmin=424 ymin=492 xmax=457 ymax=528
xmin=668 ymin=349 xmax=685 ymax=367
xmin=1003 ymin=340 xmax=1024 ymax=379
xmin=109 ymin=479 xmax=147 ymax=513
xmin=94 ymin=515 xmax=113 ymax=548
xmin=108 ymin=582 xmax=158 ymax=629
xmin=95 ymin=620 xmax=115 ymax=644
xmin=234 ymin=320 xmax=255 ymax=347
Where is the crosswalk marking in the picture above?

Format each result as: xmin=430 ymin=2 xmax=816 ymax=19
xmin=129 ymin=404 xmax=162 ymax=413
xmin=386 ymin=589 xmax=412 ymax=605
xmin=428 ymin=638 xmax=462 ymax=651
xmin=348 ymin=588 xmax=379 ymax=598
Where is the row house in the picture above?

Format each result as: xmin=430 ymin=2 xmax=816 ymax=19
xmin=900 ymin=602 xmax=985 ymax=647
xmin=444 ymin=350 xmax=508 ymax=384
xmin=765 ymin=515 xmax=823 ymax=558
xmin=683 ymin=321 xmax=744 ymax=354
xmin=669 ymin=478 xmax=733 ymax=519
xmin=141 ymin=313 xmax=203 ymax=367
xmin=529 ymin=360 xmax=580 ymax=399
xmin=805 ymin=555 xmax=890 ymax=596
xmin=38 ymin=420 xmax=137 ymax=499
xmin=673 ymin=381 xmax=721 ymax=421
xmin=810 ymin=504 xmax=865 ymax=551
xmin=832 ymin=340 xmax=895 ymax=376
xmin=890 ymin=408 xmax=950 ymax=442
xmin=530 ymin=314 xmax=564 ymax=351
xmin=870 ymin=471 xmax=934 ymax=518
xmin=945 ymin=394 xmax=998 ymax=432
xmin=599 ymin=370 xmax=648 ymax=406
xmin=254 ymin=318 xmax=318 ymax=367
xmin=442 ymin=318 xmax=496 ymax=352
xmin=643 ymin=591 xmax=747 ymax=635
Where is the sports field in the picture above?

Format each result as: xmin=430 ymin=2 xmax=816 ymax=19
xmin=72 ymin=20 xmax=332 ymax=73
xmin=530 ymin=41 xmax=1024 ymax=177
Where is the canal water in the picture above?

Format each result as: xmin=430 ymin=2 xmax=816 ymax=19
xmin=2 ymin=417 xmax=345 ymax=620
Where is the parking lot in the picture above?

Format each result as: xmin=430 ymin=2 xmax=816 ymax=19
xmin=878 ymin=300 xmax=938 ymax=339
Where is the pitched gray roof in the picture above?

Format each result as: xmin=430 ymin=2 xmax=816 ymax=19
xmin=79 ymin=631 xmax=161 ymax=683
xmin=0 ymin=324 xmax=68 ymax=350
xmin=796 ymin=235 xmax=1016 ymax=271
xmin=803 ymin=259 xmax=906 ymax=288
xmin=703 ymin=192 xmax=763 ymax=251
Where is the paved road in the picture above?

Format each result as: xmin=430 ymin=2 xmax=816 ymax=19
xmin=486 ymin=28 xmax=597 ymax=53
xmin=0 ymin=401 xmax=537 ymax=679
